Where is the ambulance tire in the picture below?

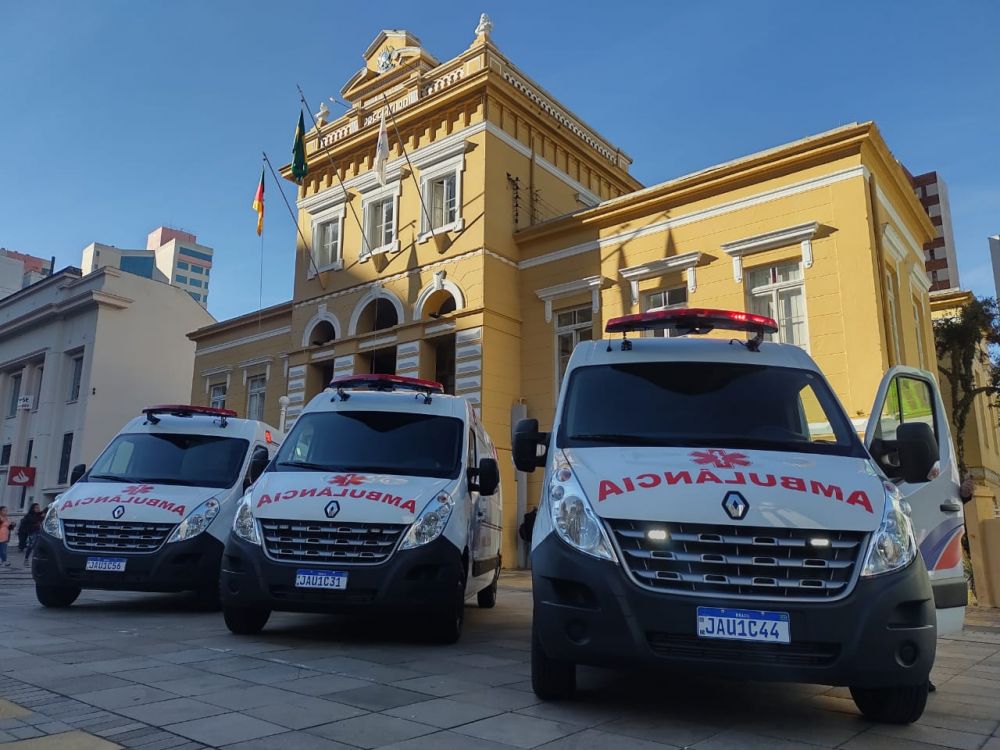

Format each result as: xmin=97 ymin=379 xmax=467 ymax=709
xmin=531 ymin=626 xmax=576 ymax=700
xmin=477 ymin=565 xmax=499 ymax=609
xmin=35 ymin=584 xmax=80 ymax=609
xmin=849 ymin=682 xmax=929 ymax=724
xmin=223 ymin=605 xmax=271 ymax=635
xmin=430 ymin=571 xmax=467 ymax=644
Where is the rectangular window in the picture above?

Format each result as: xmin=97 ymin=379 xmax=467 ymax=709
xmin=644 ymin=286 xmax=688 ymax=338
xmin=364 ymin=197 xmax=395 ymax=252
xmin=189 ymin=291 xmax=201 ymax=302
xmin=204 ymin=268 xmax=210 ymax=277
xmin=175 ymin=274 xmax=189 ymax=284
xmin=7 ymin=373 xmax=21 ymax=417
xmin=316 ymin=219 xmax=341 ymax=268
xmin=912 ymin=298 xmax=926 ymax=369
xmin=1 ymin=444 xmax=10 ymax=465
xmin=189 ymin=278 xmax=203 ymax=288
xmin=189 ymin=265 xmax=204 ymax=275
xmin=33 ymin=367 xmax=43 ymax=410
xmin=179 ymin=247 xmax=212 ymax=263
xmin=247 ymin=375 xmax=266 ymax=421
xmin=177 ymin=261 xmax=189 ymax=271
xmin=68 ymin=355 xmax=83 ymax=402
xmin=58 ymin=432 xmax=73 ymax=485
xmin=210 ymin=383 xmax=227 ymax=410
xmin=429 ymin=173 xmax=458 ymax=230
xmin=884 ymin=269 xmax=902 ymax=363
xmin=745 ymin=262 xmax=807 ymax=349
xmin=555 ymin=306 xmax=594 ymax=387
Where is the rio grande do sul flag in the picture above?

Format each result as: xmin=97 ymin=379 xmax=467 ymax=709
xmin=252 ymin=168 xmax=264 ymax=236
xmin=374 ymin=108 xmax=389 ymax=186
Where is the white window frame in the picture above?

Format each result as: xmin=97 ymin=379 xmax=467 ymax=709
xmin=418 ymin=154 xmax=465 ymax=242
xmin=884 ymin=267 xmax=902 ymax=364
xmin=309 ymin=204 xmax=345 ymax=277
xmin=744 ymin=261 xmax=809 ymax=350
xmin=360 ymin=183 xmax=401 ymax=259
xmin=246 ymin=374 xmax=266 ymax=421
xmin=7 ymin=373 xmax=22 ymax=418
xmin=209 ymin=382 xmax=227 ymax=410
xmin=554 ymin=305 xmax=594 ymax=389
xmin=643 ymin=285 xmax=688 ymax=338
xmin=68 ymin=355 xmax=83 ymax=403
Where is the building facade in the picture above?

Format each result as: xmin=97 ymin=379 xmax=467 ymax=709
xmin=0 ymin=249 xmax=53 ymax=299
xmin=189 ymin=20 xmax=938 ymax=567
xmin=990 ymin=235 xmax=1000 ymax=300
xmin=911 ymin=171 xmax=960 ymax=291
xmin=0 ymin=267 xmax=213 ymax=515
xmin=82 ymin=226 xmax=214 ymax=307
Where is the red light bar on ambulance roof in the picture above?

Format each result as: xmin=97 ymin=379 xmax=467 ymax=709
xmin=605 ymin=308 xmax=779 ymax=335
xmin=143 ymin=404 xmax=238 ymax=423
xmin=328 ymin=374 xmax=445 ymax=394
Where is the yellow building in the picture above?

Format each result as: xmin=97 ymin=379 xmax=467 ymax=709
xmin=190 ymin=18 xmax=939 ymax=568
xmin=930 ymin=289 xmax=1000 ymax=607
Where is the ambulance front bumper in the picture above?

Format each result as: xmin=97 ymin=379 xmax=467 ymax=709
xmin=31 ymin=532 xmax=224 ymax=593
xmin=532 ymin=533 xmax=936 ymax=688
xmin=220 ymin=533 xmax=463 ymax=613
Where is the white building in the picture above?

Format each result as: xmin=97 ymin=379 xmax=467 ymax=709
xmin=0 ymin=266 xmax=214 ymax=514
xmin=81 ymin=226 xmax=214 ymax=308
xmin=990 ymin=235 xmax=1000 ymax=300
xmin=0 ymin=249 xmax=53 ymax=300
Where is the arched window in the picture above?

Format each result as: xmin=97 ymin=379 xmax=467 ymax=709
xmin=357 ymin=298 xmax=399 ymax=333
xmin=424 ymin=290 xmax=457 ymax=319
xmin=308 ymin=320 xmax=337 ymax=346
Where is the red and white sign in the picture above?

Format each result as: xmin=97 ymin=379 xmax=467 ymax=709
xmin=7 ymin=466 xmax=36 ymax=487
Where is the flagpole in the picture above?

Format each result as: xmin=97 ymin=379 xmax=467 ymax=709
xmin=379 ymin=93 xmax=440 ymax=247
xmin=258 ymin=156 xmax=265 ymax=333
xmin=296 ymin=86 xmax=375 ymax=259
xmin=262 ymin=151 xmax=326 ymax=287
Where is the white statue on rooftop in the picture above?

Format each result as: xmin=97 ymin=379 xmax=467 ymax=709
xmin=475 ymin=13 xmax=493 ymax=37
xmin=315 ymin=101 xmax=329 ymax=127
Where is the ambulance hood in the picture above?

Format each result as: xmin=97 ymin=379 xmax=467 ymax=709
xmin=56 ymin=482 xmax=218 ymax=523
xmin=250 ymin=471 xmax=452 ymax=523
xmin=562 ymin=446 xmax=886 ymax=532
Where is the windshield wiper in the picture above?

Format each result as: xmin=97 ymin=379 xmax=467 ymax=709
xmin=277 ymin=460 xmax=334 ymax=472
xmin=569 ymin=433 xmax=665 ymax=445
xmin=87 ymin=473 xmax=134 ymax=482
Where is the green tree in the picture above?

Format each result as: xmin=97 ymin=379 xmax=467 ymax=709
xmin=933 ymin=296 xmax=1000 ymax=477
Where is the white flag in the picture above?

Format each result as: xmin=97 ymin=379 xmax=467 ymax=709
xmin=375 ymin=109 xmax=389 ymax=186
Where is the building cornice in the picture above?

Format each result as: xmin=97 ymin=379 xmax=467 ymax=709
xmin=721 ymin=221 xmax=819 ymax=282
xmin=188 ymin=301 xmax=293 ymax=341
xmin=619 ymin=252 xmax=704 ymax=304
xmin=535 ymin=275 xmax=609 ymax=323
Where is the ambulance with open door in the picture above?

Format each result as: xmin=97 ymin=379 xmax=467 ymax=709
xmin=514 ymin=308 xmax=965 ymax=724
xmin=32 ymin=405 xmax=281 ymax=608
xmin=220 ymin=374 xmax=503 ymax=643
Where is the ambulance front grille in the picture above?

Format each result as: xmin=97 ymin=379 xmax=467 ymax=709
xmin=260 ymin=519 xmax=406 ymax=565
xmin=63 ymin=520 xmax=175 ymax=554
xmin=607 ymin=519 xmax=867 ymax=601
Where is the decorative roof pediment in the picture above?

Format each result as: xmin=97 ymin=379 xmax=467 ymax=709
xmin=340 ymin=29 xmax=439 ymax=103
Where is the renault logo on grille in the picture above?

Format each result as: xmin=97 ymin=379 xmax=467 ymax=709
xmin=112 ymin=505 xmax=125 ymax=519
xmin=722 ymin=491 xmax=749 ymax=521
xmin=324 ymin=501 xmax=341 ymax=518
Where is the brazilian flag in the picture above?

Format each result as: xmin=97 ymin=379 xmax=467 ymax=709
xmin=292 ymin=110 xmax=308 ymax=182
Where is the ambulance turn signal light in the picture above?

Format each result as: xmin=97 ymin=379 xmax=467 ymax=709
xmin=605 ymin=308 xmax=779 ymax=336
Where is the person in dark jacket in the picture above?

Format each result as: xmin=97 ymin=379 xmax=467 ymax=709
xmin=21 ymin=503 xmax=44 ymax=566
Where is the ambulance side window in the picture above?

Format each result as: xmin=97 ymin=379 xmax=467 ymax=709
xmin=872 ymin=376 xmax=938 ymax=479
xmin=468 ymin=429 xmax=478 ymax=469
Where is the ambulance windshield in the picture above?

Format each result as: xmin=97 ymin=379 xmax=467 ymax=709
xmin=275 ymin=411 xmax=464 ymax=479
xmin=560 ymin=361 xmax=864 ymax=457
xmin=88 ymin=434 xmax=251 ymax=488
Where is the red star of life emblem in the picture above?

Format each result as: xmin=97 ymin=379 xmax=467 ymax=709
xmin=690 ymin=449 xmax=751 ymax=469
xmin=124 ymin=484 xmax=155 ymax=494
xmin=328 ymin=474 xmax=366 ymax=486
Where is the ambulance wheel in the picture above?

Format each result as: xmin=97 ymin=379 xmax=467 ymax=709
xmin=849 ymin=682 xmax=929 ymax=724
xmin=477 ymin=568 xmax=499 ymax=609
xmin=223 ymin=605 xmax=270 ymax=635
xmin=532 ymin=625 xmax=575 ymax=700
xmin=35 ymin=584 xmax=80 ymax=609
xmin=430 ymin=572 xmax=466 ymax=644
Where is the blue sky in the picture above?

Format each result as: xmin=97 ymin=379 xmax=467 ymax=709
xmin=1 ymin=1 xmax=997 ymax=321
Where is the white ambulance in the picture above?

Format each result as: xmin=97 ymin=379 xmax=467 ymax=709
xmin=514 ymin=308 xmax=966 ymax=724
xmin=33 ymin=405 xmax=280 ymax=608
xmin=220 ymin=374 xmax=503 ymax=643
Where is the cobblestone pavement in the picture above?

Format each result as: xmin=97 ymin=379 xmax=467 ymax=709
xmin=2 ymin=563 xmax=1000 ymax=749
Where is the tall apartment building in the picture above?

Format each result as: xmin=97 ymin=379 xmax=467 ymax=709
xmin=0 ymin=249 xmax=53 ymax=299
xmin=81 ymin=226 xmax=214 ymax=307
xmin=911 ymin=171 xmax=960 ymax=291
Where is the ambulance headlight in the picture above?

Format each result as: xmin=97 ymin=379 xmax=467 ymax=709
xmin=43 ymin=502 xmax=63 ymax=540
xmin=168 ymin=498 xmax=221 ymax=543
xmin=232 ymin=494 xmax=261 ymax=545
xmin=861 ymin=482 xmax=916 ymax=578
xmin=547 ymin=459 xmax=616 ymax=562
xmin=401 ymin=493 xmax=454 ymax=549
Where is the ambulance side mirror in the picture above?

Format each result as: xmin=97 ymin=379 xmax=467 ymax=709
xmin=896 ymin=422 xmax=939 ymax=484
xmin=473 ymin=458 xmax=500 ymax=496
xmin=513 ymin=419 xmax=548 ymax=473
xmin=70 ymin=464 xmax=86 ymax=485
xmin=246 ymin=447 xmax=270 ymax=488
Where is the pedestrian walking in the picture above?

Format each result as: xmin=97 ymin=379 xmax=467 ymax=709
xmin=21 ymin=503 xmax=44 ymax=567
xmin=0 ymin=506 xmax=13 ymax=567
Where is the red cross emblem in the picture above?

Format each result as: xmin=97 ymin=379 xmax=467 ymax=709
xmin=124 ymin=484 xmax=155 ymax=494
xmin=690 ymin=450 xmax=751 ymax=469
xmin=328 ymin=474 xmax=365 ymax=486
